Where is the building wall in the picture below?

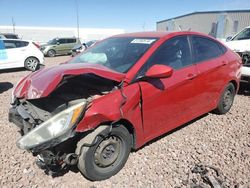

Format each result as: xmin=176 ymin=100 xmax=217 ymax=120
xmin=157 ymin=11 xmax=250 ymax=39
xmin=0 ymin=26 xmax=124 ymax=44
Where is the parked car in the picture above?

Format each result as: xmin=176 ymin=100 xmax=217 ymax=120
xmin=71 ymin=40 xmax=98 ymax=57
xmin=40 ymin=37 xmax=81 ymax=57
xmin=225 ymin=26 xmax=250 ymax=83
xmin=0 ymin=33 xmax=19 ymax=39
xmin=9 ymin=32 xmax=241 ymax=181
xmin=0 ymin=39 xmax=44 ymax=71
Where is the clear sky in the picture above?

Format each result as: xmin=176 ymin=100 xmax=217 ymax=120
xmin=0 ymin=0 xmax=250 ymax=32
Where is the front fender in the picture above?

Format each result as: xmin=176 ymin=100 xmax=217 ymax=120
xmin=75 ymin=83 xmax=145 ymax=148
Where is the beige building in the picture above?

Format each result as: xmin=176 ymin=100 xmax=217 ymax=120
xmin=0 ymin=26 xmax=124 ymax=43
xmin=157 ymin=10 xmax=250 ymax=39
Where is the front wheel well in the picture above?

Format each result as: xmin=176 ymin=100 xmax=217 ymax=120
xmin=24 ymin=56 xmax=40 ymax=63
xmin=116 ymin=119 xmax=136 ymax=149
xmin=229 ymin=80 xmax=238 ymax=92
xmin=96 ymin=119 xmax=136 ymax=149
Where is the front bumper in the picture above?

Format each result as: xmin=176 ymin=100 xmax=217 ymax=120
xmin=9 ymin=105 xmax=82 ymax=174
xmin=9 ymin=105 xmax=75 ymax=153
xmin=241 ymin=66 xmax=250 ymax=83
xmin=9 ymin=106 xmax=24 ymax=129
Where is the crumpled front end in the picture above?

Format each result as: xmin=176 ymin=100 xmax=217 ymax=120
xmin=235 ymin=51 xmax=250 ymax=82
xmin=9 ymin=70 xmax=121 ymax=174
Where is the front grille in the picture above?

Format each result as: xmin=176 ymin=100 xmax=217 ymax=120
xmin=236 ymin=52 xmax=250 ymax=67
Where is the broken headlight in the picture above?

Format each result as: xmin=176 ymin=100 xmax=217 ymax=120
xmin=17 ymin=101 xmax=86 ymax=150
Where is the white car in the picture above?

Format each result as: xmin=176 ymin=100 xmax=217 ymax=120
xmin=225 ymin=26 xmax=250 ymax=83
xmin=0 ymin=39 xmax=44 ymax=71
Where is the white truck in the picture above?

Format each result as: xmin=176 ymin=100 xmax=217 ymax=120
xmin=225 ymin=26 xmax=250 ymax=83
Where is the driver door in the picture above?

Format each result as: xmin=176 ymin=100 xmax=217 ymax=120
xmin=137 ymin=36 xmax=199 ymax=142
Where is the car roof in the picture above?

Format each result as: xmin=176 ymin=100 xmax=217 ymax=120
xmin=1 ymin=33 xmax=18 ymax=35
xmin=0 ymin=38 xmax=30 ymax=42
xmin=54 ymin=37 xmax=79 ymax=39
xmin=111 ymin=31 xmax=212 ymax=39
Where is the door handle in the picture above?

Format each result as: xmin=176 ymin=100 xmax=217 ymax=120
xmin=186 ymin=73 xmax=196 ymax=80
xmin=222 ymin=61 xmax=227 ymax=66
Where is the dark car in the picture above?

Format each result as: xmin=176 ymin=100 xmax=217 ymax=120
xmin=71 ymin=40 xmax=98 ymax=57
xmin=9 ymin=31 xmax=241 ymax=181
xmin=0 ymin=33 xmax=19 ymax=39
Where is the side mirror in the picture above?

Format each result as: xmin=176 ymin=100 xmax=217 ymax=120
xmin=56 ymin=42 xmax=60 ymax=45
xmin=145 ymin=64 xmax=173 ymax=79
xmin=226 ymin=36 xmax=232 ymax=42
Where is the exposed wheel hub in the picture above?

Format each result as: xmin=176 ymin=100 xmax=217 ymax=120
xmin=223 ymin=90 xmax=233 ymax=110
xmin=94 ymin=136 xmax=121 ymax=167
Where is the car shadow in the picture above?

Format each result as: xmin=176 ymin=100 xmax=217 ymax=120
xmin=0 ymin=82 xmax=13 ymax=94
xmin=49 ymin=166 xmax=79 ymax=178
xmin=0 ymin=67 xmax=26 ymax=73
xmin=135 ymin=113 xmax=209 ymax=151
xmin=238 ymin=82 xmax=250 ymax=96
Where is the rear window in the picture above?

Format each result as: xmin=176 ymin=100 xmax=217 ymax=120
xmin=3 ymin=40 xmax=29 ymax=49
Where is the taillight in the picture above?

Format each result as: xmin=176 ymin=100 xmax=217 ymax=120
xmin=32 ymin=42 xmax=40 ymax=49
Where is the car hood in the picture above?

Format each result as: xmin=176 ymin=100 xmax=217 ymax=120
xmin=225 ymin=41 xmax=250 ymax=52
xmin=14 ymin=63 xmax=125 ymax=100
xmin=40 ymin=44 xmax=49 ymax=47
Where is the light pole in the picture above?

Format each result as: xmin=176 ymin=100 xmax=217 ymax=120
xmin=12 ymin=17 xmax=16 ymax=34
xmin=75 ymin=0 xmax=80 ymax=39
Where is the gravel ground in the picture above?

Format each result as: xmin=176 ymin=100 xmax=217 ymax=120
xmin=0 ymin=56 xmax=249 ymax=188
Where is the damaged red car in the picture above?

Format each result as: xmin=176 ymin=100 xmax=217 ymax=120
xmin=9 ymin=32 xmax=241 ymax=181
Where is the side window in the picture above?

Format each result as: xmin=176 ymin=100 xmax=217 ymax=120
xmin=67 ymin=39 xmax=76 ymax=43
xmin=3 ymin=40 xmax=17 ymax=49
xmin=233 ymin=28 xmax=250 ymax=41
xmin=58 ymin=39 xmax=67 ymax=44
xmin=21 ymin=41 xmax=29 ymax=47
xmin=192 ymin=36 xmax=222 ymax=63
xmin=148 ymin=37 xmax=191 ymax=72
xmin=136 ymin=36 xmax=192 ymax=78
xmin=3 ymin=40 xmax=29 ymax=49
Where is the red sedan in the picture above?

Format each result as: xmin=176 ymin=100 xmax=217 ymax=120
xmin=9 ymin=31 xmax=241 ymax=181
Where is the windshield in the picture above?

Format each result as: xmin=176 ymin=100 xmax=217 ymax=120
xmin=233 ymin=28 xmax=250 ymax=41
xmin=68 ymin=37 xmax=158 ymax=73
xmin=48 ymin=39 xmax=58 ymax=45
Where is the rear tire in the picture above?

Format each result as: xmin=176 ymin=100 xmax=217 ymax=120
xmin=214 ymin=83 xmax=236 ymax=114
xmin=47 ymin=49 xmax=56 ymax=57
xmin=76 ymin=125 xmax=132 ymax=181
xmin=24 ymin=57 xmax=39 ymax=71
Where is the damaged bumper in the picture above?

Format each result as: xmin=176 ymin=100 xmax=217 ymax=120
xmin=9 ymin=100 xmax=87 ymax=152
xmin=9 ymin=99 xmax=88 ymax=173
xmin=9 ymin=106 xmax=24 ymax=130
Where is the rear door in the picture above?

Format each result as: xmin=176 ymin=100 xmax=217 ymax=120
xmin=66 ymin=38 xmax=77 ymax=53
xmin=137 ymin=36 xmax=199 ymax=141
xmin=0 ymin=40 xmax=8 ymax=69
xmin=191 ymin=35 xmax=228 ymax=113
xmin=56 ymin=39 xmax=68 ymax=54
xmin=0 ymin=40 xmax=26 ymax=69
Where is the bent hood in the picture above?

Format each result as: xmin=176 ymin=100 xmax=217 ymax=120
xmin=14 ymin=63 xmax=125 ymax=99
